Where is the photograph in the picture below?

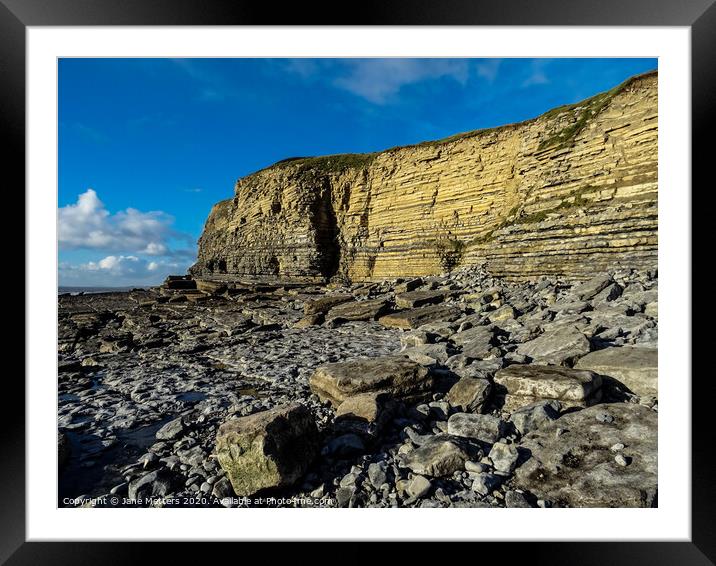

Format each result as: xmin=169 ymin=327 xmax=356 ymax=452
xmin=56 ymin=56 xmax=660 ymax=510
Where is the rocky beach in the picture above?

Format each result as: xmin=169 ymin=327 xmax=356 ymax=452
xmin=57 ymin=69 xmax=658 ymax=509
xmin=58 ymin=266 xmax=657 ymax=508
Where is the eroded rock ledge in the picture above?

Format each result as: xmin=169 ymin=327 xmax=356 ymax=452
xmin=191 ymin=71 xmax=657 ymax=283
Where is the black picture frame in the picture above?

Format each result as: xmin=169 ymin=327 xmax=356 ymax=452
xmin=4 ymin=0 xmax=709 ymax=561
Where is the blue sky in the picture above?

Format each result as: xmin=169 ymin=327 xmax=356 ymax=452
xmin=58 ymin=57 xmax=657 ymax=287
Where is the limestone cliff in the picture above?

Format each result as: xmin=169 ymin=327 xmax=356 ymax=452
xmin=191 ymin=71 xmax=657 ymax=282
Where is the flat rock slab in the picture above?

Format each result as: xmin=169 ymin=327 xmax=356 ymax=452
xmin=515 ymin=404 xmax=657 ymax=507
xmin=309 ymin=355 xmax=434 ymax=406
xmin=494 ymin=365 xmax=602 ymax=405
xmin=326 ymin=298 xmax=389 ymax=322
xmin=304 ymin=294 xmax=353 ymax=315
xmin=395 ymin=290 xmax=450 ymax=309
xmin=574 ymin=346 xmax=657 ymax=398
xmin=516 ymin=325 xmax=591 ymax=365
xmin=215 ymin=403 xmax=319 ymax=497
xmin=379 ymin=304 xmax=462 ymax=330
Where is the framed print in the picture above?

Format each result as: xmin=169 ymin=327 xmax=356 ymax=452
xmin=4 ymin=0 xmax=711 ymax=561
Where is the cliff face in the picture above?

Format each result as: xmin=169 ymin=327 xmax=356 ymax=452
xmin=192 ymin=71 xmax=657 ymax=282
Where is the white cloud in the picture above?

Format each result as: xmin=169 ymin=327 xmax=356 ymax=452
xmin=142 ymin=242 xmax=168 ymax=256
xmin=332 ymin=59 xmax=470 ymax=104
xmin=59 ymin=255 xmax=191 ymax=287
xmin=59 ymin=189 xmax=183 ymax=254
xmin=58 ymin=189 xmax=197 ymax=287
xmin=474 ymin=59 xmax=502 ymax=83
xmin=522 ymin=60 xmax=550 ymax=87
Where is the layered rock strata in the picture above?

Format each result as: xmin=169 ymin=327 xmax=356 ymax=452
xmin=192 ymin=71 xmax=657 ymax=282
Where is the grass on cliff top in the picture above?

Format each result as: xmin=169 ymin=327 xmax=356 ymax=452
xmin=248 ymin=70 xmax=656 ymax=178
xmin=270 ymin=152 xmax=379 ymax=174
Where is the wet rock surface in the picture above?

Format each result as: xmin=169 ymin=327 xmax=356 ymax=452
xmin=58 ymin=266 xmax=658 ymax=508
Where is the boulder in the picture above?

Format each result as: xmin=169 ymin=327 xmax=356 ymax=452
xmin=309 ymin=355 xmax=434 ymax=406
xmin=447 ymin=413 xmax=507 ymax=444
xmin=379 ymin=304 xmax=462 ymax=330
xmin=516 ymin=325 xmax=591 ymax=365
xmin=446 ymin=376 xmax=492 ymax=412
xmin=401 ymin=435 xmax=471 ymax=477
xmin=574 ymin=346 xmax=657 ymax=398
xmin=515 ymin=404 xmax=657 ymax=507
xmin=494 ymin=365 xmax=602 ymax=411
xmin=326 ymin=298 xmax=389 ymax=322
xmin=215 ymin=403 xmax=319 ymax=496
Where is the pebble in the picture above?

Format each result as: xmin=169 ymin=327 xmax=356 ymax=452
xmin=614 ymin=454 xmax=630 ymax=467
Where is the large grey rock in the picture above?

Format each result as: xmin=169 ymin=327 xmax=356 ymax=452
xmin=509 ymin=399 xmax=561 ymax=435
xmin=401 ymin=435 xmax=470 ymax=477
xmin=452 ymin=325 xmax=498 ymax=360
xmin=495 ymin=365 xmax=602 ymax=403
xmin=155 ymin=417 xmax=185 ymax=441
xmin=406 ymin=474 xmax=433 ymax=498
xmin=215 ymin=403 xmax=319 ymax=496
xmin=574 ymin=346 xmax=657 ymax=398
xmin=494 ymin=365 xmax=602 ymax=411
xmin=447 ymin=413 xmax=506 ymax=444
xmin=572 ymin=274 xmax=614 ymax=301
xmin=515 ymin=404 xmax=657 ymax=507
xmin=489 ymin=442 xmax=520 ymax=474
xmin=516 ymin=325 xmax=591 ymax=365
xmin=379 ymin=304 xmax=462 ymax=330
xmin=446 ymin=377 xmax=492 ymax=412
xmin=309 ymin=355 xmax=434 ymax=406
xmin=452 ymin=326 xmax=494 ymax=348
